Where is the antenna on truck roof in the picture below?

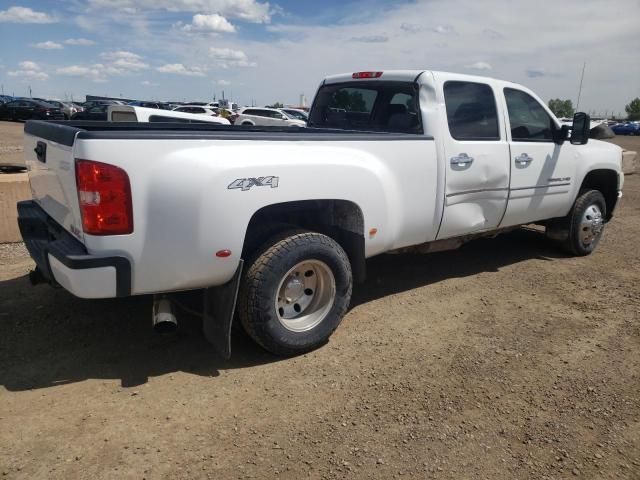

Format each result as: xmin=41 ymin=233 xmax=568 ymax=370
xmin=576 ymin=61 xmax=586 ymax=111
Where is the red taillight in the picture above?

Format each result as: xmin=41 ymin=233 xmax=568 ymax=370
xmin=352 ymin=71 xmax=383 ymax=79
xmin=75 ymin=159 xmax=133 ymax=235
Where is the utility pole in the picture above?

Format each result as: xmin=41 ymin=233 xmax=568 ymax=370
xmin=576 ymin=61 xmax=586 ymax=111
xmin=29 ymin=85 xmax=32 ymax=98
xmin=1 ymin=84 xmax=3 ymax=95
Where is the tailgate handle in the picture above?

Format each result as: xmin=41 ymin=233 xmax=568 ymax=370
xmin=34 ymin=141 xmax=47 ymax=163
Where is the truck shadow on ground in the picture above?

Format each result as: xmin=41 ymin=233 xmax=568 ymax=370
xmin=0 ymin=228 xmax=567 ymax=391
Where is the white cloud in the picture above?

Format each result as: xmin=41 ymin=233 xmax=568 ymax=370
xmin=31 ymin=41 xmax=63 ymax=50
xmin=350 ymin=35 xmax=388 ymax=43
xmin=19 ymin=61 xmax=40 ymax=71
xmin=56 ymin=65 xmax=107 ymax=82
xmin=0 ymin=6 xmax=57 ymax=24
xmin=100 ymin=51 xmax=148 ymax=72
xmin=209 ymin=47 xmax=256 ymax=67
xmin=55 ymin=51 xmax=147 ymax=83
xmin=400 ymin=23 xmax=423 ymax=33
xmin=64 ymin=38 xmax=95 ymax=46
xmin=466 ymin=61 xmax=492 ymax=71
xmin=180 ymin=13 xmax=236 ymax=33
xmin=156 ymin=64 xmax=206 ymax=76
xmin=432 ymin=24 xmax=455 ymax=34
xmin=8 ymin=61 xmax=49 ymax=81
xmin=482 ymin=29 xmax=503 ymax=40
xmin=216 ymin=79 xmax=231 ymax=86
xmin=526 ymin=68 xmax=546 ymax=78
xmin=87 ymin=0 xmax=271 ymax=23
xmin=141 ymin=80 xmax=159 ymax=86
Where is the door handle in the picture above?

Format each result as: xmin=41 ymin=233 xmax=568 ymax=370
xmin=450 ymin=153 xmax=474 ymax=167
xmin=515 ymin=153 xmax=533 ymax=165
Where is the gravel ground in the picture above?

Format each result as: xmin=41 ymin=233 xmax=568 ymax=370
xmin=0 ymin=121 xmax=25 ymax=169
xmin=0 ymin=136 xmax=638 ymax=480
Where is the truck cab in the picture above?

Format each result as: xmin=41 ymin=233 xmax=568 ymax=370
xmin=309 ymin=70 xmax=622 ymax=241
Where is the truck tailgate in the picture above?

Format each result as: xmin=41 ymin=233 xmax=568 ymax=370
xmin=24 ymin=121 xmax=84 ymax=240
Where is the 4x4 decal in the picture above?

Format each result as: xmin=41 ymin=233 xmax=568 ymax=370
xmin=228 ymin=176 xmax=279 ymax=191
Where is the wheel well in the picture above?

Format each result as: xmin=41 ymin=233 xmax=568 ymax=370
xmin=580 ymin=169 xmax=619 ymax=220
xmin=243 ymin=200 xmax=366 ymax=282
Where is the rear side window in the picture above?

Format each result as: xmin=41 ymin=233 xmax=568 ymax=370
xmin=444 ymin=81 xmax=499 ymax=141
xmin=111 ymin=111 xmax=137 ymax=122
xmin=504 ymin=88 xmax=555 ymax=142
xmin=309 ymin=81 xmax=422 ymax=133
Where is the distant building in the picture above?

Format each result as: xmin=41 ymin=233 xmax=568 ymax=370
xmin=299 ymin=94 xmax=307 ymax=108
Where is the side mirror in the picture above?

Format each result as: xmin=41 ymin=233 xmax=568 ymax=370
xmin=570 ymin=112 xmax=590 ymax=145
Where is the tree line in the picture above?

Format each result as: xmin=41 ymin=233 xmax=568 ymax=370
xmin=548 ymin=97 xmax=640 ymax=121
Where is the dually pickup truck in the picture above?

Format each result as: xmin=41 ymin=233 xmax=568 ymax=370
xmin=18 ymin=70 xmax=623 ymax=358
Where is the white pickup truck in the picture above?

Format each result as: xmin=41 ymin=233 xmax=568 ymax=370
xmin=18 ymin=70 xmax=623 ymax=358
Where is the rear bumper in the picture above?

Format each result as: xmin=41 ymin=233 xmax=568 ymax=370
xmin=17 ymin=200 xmax=131 ymax=298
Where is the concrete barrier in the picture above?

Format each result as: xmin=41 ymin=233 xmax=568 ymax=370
xmin=0 ymin=173 xmax=30 ymax=243
xmin=622 ymin=150 xmax=637 ymax=175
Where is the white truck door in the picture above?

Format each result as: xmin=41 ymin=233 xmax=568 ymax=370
xmin=499 ymin=87 xmax=577 ymax=227
xmin=436 ymin=80 xmax=510 ymax=239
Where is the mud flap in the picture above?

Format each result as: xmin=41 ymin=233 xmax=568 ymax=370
xmin=202 ymin=260 xmax=243 ymax=359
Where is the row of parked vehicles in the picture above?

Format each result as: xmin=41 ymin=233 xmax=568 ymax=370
xmin=0 ymin=94 xmax=309 ymax=126
xmin=610 ymin=121 xmax=640 ymax=136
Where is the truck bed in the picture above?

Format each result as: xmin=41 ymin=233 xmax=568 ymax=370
xmin=25 ymin=120 xmax=430 ymax=147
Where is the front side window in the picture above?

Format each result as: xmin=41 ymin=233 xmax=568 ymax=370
xmin=309 ymin=81 xmax=422 ymax=133
xmin=443 ymin=81 xmax=500 ymax=141
xmin=504 ymin=88 xmax=555 ymax=142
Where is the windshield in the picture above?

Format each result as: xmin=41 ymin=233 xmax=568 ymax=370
xmin=309 ymin=81 xmax=422 ymax=133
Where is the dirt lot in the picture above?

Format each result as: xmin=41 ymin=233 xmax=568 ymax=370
xmin=0 ymin=130 xmax=638 ymax=480
xmin=0 ymin=121 xmax=24 ymax=169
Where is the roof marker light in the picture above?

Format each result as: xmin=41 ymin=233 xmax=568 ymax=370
xmin=352 ymin=71 xmax=383 ymax=79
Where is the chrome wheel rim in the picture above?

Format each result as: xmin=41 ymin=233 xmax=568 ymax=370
xmin=275 ymin=260 xmax=336 ymax=332
xmin=579 ymin=204 xmax=604 ymax=246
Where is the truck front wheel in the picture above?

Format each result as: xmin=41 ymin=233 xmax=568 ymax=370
xmin=238 ymin=231 xmax=353 ymax=356
xmin=563 ymin=189 xmax=607 ymax=256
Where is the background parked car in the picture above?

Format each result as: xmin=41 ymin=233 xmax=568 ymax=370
xmin=0 ymin=95 xmax=13 ymax=105
xmin=127 ymin=101 xmax=165 ymax=109
xmin=235 ymin=107 xmax=306 ymax=127
xmin=172 ymin=105 xmax=219 ymax=116
xmin=611 ymin=122 xmax=640 ymax=136
xmin=280 ymin=108 xmax=309 ymax=122
xmin=0 ymin=99 xmax=65 ymax=121
xmin=71 ymin=104 xmax=108 ymax=121
xmin=83 ymin=100 xmax=126 ymax=110
xmin=46 ymin=100 xmax=82 ymax=119
xmin=108 ymin=105 xmax=231 ymax=124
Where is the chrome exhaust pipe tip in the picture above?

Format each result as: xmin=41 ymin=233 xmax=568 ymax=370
xmin=152 ymin=296 xmax=177 ymax=334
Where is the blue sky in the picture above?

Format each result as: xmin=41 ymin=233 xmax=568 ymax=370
xmin=0 ymin=0 xmax=638 ymax=114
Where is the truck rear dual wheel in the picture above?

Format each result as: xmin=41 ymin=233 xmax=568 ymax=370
xmin=238 ymin=231 xmax=353 ymax=356
xmin=561 ymin=189 xmax=607 ymax=256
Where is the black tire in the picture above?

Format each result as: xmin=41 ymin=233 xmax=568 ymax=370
xmin=238 ymin=231 xmax=352 ymax=356
xmin=563 ymin=189 xmax=607 ymax=256
xmin=241 ymin=121 xmax=253 ymax=126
